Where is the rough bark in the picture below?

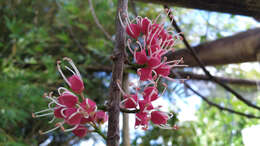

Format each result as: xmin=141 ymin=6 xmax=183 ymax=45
xmin=166 ymin=28 xmax=260 ymax=66
xmin=134 ymin=0 xmax=260 ymax=17
xmin=122 ymin=73 xmax=130 ymax=146
xmin=107 ymin=0 xmax=128 ymax=146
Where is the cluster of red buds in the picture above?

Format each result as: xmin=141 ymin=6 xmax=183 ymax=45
xmin=32 ymin=57 xmax=108 ymax=137
xmin=118 ymin=9 xmax=183 ymax=130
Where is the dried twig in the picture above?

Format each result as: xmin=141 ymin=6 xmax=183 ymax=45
xmin=88 ymin=0 xmax=113 ymax=41
xmin=173 ymin=71 xmax=260 ymax=119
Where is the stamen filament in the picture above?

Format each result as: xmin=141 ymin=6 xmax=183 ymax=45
xmin=33 ymin=112 xmax=54 ymax=118
xmin=57 ymin=61 xmax=71 ymax=86
xmin=116 ymin=80 xmax=127 ymax=96
xmin=63 ymin=125 xmax=79 ymax=132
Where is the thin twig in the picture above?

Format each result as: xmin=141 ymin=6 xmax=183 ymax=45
xmin=173 ymin=71 xmax=260 ymax=119
xmin=164 ymin=5 xmax=260 ymax=111
xmin=92 ymin=123 xmax=107 ymax=140
xmin=88 ymin=0 xmax=113 ymax=41
xmin=130 ymin=0 xmax=138 ymax=17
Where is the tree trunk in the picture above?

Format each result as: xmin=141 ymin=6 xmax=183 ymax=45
xmin=122 ymin=73 xmax=130 ymax=146
xmin=107 ymin=0 xmax=128 ymax=146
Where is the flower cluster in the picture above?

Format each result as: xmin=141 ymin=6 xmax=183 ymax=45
xmin=118 ymin=9 xmax=182 ymax=130
xmin=32 ymin=57 xmax=108 ymax=137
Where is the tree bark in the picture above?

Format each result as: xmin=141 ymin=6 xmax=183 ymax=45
xmin=107 ymin=0 xmax=128 ymax=146
xmin=166 ymin=28 xmax=260 ymax=66
xmin=134 ymin=0 xmax=260 ymax=17
xmin=122 ymin=73 xmax=130 ymax=146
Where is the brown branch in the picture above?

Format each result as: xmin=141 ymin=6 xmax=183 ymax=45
xmin=171 ymin=71 xmax=260 ymax=87
xmin=107 ymin=0 xmax=128 ymax=145
xmin=173 ymin=71 xmax=260 ymax=119
xmin=166 ymin=28 xmax=260 ymax=66
xmin=135 ymin=0 xmax=260 ymax=17
xmin=85 ymin=66 xmax=260 ymax=87
xmin=88 ymin=0 xmax=113 ymax=41
xmin=164 ymin=5 xmax=260 ymax=111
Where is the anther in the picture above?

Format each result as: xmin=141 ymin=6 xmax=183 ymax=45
xmin=39 ymin=130 xmax=44 ymax=135
xmin=110 ymin=55 xmax=116 ymax=60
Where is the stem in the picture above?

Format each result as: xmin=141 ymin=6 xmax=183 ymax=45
xmin=92 ymin=123 xmax=107 ymax=140
xmin=80 ymin=93 xmax=85 ymax=100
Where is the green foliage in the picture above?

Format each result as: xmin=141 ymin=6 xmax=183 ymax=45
xmin=0 ymin=0 xmax=117 ymax=145
xmin=194 ymin=97 xmax=260 ymax=146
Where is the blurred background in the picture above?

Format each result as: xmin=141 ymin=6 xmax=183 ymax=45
xmin=1 ymin=0 xmax=260 ymax=145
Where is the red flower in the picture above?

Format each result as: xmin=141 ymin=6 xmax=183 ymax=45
xmin=138 ymin=100 xmax=153 ymax=113
xmin=151 ymin=111 xmax=169 ymax=125
xmin=80 ymin=98 xmax=97 ymax=115
xmin=72 ymin=126 xmax=88 ymax=138
xmin=122 ymin=94 xmax=138 ymax=109
xmin=154 ymin=63 xmax=171 ymax=77
xmin=140 ymin=17 xmax=151 ymax=35
xmin=54 ymin=106 xmax=66 ymax=119
xmin=68 ymin=75 xmax=84 ymax=94
xmin=143 ymin=86 xmax=158 ymax=102
xmin=137 ymin=56 xmax=161 ymax=81
xmin=80 ymin=116 xmax=93 ymax=124
xmin=135 ymin=112 xmax=149 ymax=130
xmin=57 ymin=57 xmax=85 ymax=94
xmin=65 ymin=108 xmax=83 ymax=125
xmin=94 ymin=111 xmax=108 ymax=124
xmin=126 ymin=24 xmax=141 ymax=39
xmin=135 ymin=49 xmax=148 ymax=65
xmin=58 ymin=92 xmax=78 ymax=108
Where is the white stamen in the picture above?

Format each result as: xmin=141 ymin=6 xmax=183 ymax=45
xmin=136 ymin=116 xmax=141 ymax=121
xmin=86 ymin=99 xmax=90 ymax=108
xmin=65 ymin=65 xmax=76 ymax=75
xmin=155 ymin=124 xmax=174 ymax=130
xmin=57 ymin=87 xmax=77 ymax=96
xmin=116 ymin=80 xmax=127 ymax=96
xmin=63 ymin=57 xmax=82 ymax=79
xmin=127 ymin=39 xmax=134 ymax=54
xmin=136 ymin=41 xmax=144 ymax=51
xmin=39 ymin=125 xmax=61 ymax=135
xmin=68 ymin=111 xmax=80 ymax=121
xmin=147 ymin=89 xmax=157 ymax=101
xmin=34 ymin=108 xmax=53 ymax=114
xmin=61 ymin=108 xmax=68 ymax=118
xmin=45 ymin=94 xmax=65 ymax=107
xmin=49 ymin=116 xmax=56 ymax=124
xmin=57 ymin=61 xmax=71 ymax=86
xmin=63 ymin=124 xmax=79 ymax=132
xmin=118 ymin=12 xmax=126 ymax=28
xmin=34 ymin=112 xmax=54 ymax=118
